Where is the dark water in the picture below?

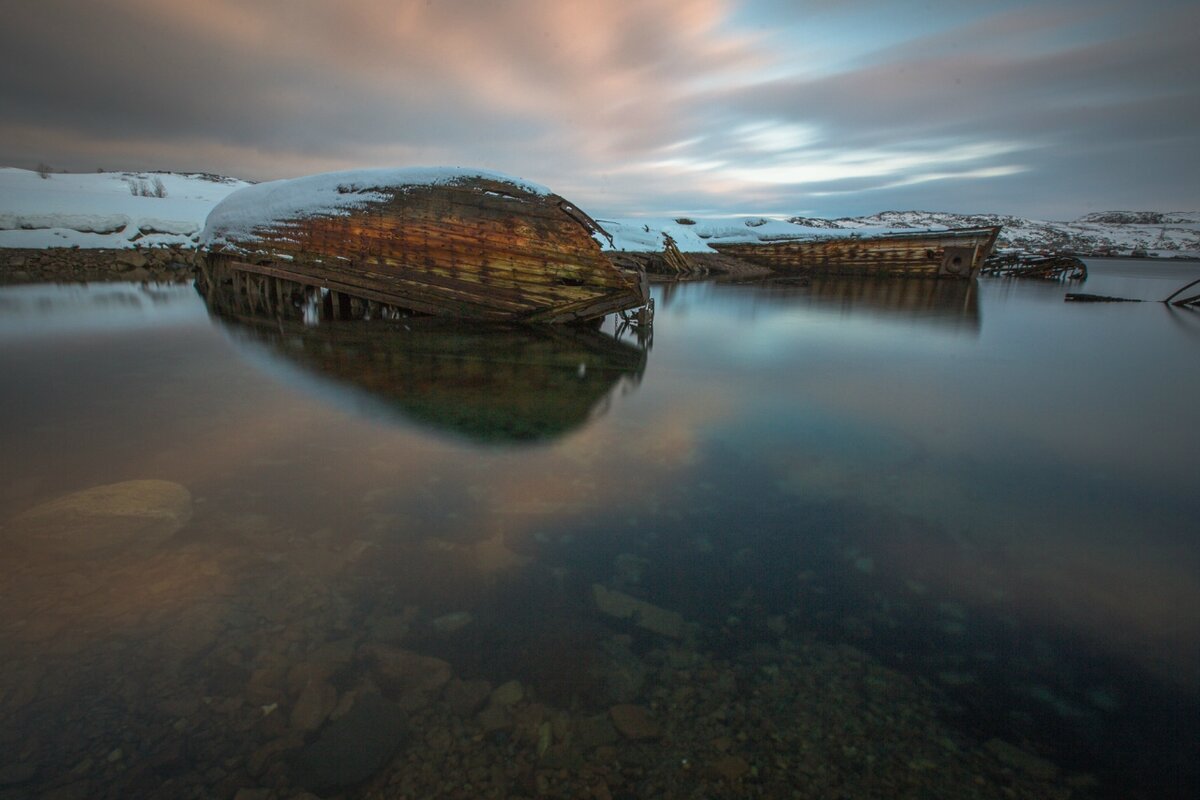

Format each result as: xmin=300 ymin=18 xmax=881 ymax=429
xmin=1 ymin=260 xmax=1198 ymax=799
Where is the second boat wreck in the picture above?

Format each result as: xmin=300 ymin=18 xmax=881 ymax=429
xmin=200 ymin=167 xmax=648 ymax=324
xmin=709 ymin=226 xmax=1002 ymax=279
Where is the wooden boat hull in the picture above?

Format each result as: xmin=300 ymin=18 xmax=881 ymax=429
xmin=710 ymin=226 xmax=1001 ymax=279
xmin=202 ymin=171 xmax=647 ymax=323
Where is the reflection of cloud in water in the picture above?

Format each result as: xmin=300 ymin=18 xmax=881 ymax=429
xmin=653 ymin=277 xmax=1200 ymax=695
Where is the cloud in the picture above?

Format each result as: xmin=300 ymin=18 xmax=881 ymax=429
xmin=0 ymin=1 xmax=1196 ymax=217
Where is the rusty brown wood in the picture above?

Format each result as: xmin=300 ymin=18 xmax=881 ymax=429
xmin=710 ymin=227 xmax=1001 ymax=279
xmin=981 ymin=252 xmax=1087 ymax=280
xmin=661 ymin=234 xmax=694 ymax=275
xmin=207 ymin=179 xmax=645 ymax=323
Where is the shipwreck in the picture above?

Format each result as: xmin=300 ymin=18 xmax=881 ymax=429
xmin=199 ymin=168 xmax=648 ymax=324
xmin=709 ymin=226 xmax=1001 ymax=279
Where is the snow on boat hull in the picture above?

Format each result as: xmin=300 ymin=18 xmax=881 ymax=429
xmin=710 ymin=226 xmax=1001 ymax=279
xmin=201 ymin=169 xmax=647 ymax=324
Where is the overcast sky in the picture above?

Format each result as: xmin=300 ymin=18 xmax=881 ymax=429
xmin=2 ymin=0 xmax=1196 ymax=218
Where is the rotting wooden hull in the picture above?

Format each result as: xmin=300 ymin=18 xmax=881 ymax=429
xmin=203 ymin=174 xmax=647 ymax=324
xmin=710 ymin=226 xmax=1001 ymax=279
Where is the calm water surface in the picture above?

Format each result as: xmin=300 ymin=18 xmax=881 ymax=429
xmin=1 ymin=260 xmax=1198 ymax=799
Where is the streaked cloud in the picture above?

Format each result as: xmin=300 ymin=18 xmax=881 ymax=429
xmin=0 ymin=0 xmax=1195 ymax=217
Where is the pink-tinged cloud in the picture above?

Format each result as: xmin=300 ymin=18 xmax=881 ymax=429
xmin=0 ymin=0 xmax=1196 ymax=217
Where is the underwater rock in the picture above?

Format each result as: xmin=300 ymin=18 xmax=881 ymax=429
xmin=710 ymin=755 xmax=751 ymax=782
xmin=7 ymin=479 xmax=192 ymax=556
xmin=476 ymin=704 xmax=512 ymax=733
xmin=592 ymin=584 xmax=686 ymax=639
xmin=488 ymin=680 xmax=525 ymax=708
xmin=0 ymin=762 xmax=38 ymax=787
xmin=430 ymin=611 xmax=473 ymax=633
xmin=361 ymin=645 xmax=452 ymax=710
xmin=984 ymin=739 xmax=1059 ymax=781
xmin=609 ymin=704 xmax=661 ymax=740
xmin=443 ymin=678 xmax=492 ymax=717
xmin=613 ymin=553 xmax=650 ymax=585
xmin=288 ymin=692 xmax=406 ymax=793
xmin=290 ymin=680 xmax=338 ymax=732
xmin=575 ymin=714 xmax=620 ymax=749
xmin=592 ymin=637 xmax=647 ymax=703
xmin=368 ymin=612 xmax=414 ymax=644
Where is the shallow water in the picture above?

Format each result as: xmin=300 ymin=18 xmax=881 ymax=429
xmin=1 ymin=260 xmax=1198 ymax=799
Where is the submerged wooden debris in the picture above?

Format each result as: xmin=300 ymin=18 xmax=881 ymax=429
xmin=201 ymin=169 xmax=648 ymax=324
xmin=1064 ymin=293 xmax=1141 ymax=303
xmin=708 ymin=226 xmax=1001 ymax=279
xmin=1162 ymin=277 xmax=1200 ymax=307
xmin=607 ymin=233 xmax=705 ymax=279
xmin=981 ymin=251 xmax=1088 ymax=280
xmin=1065 ymin=277 xmax=1200 ymax=306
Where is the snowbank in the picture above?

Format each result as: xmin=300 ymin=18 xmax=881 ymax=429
xmin=0 ymin=168 xmax=248 ymax=249
xmin=201 ymin=167 xmax=552 ymax=251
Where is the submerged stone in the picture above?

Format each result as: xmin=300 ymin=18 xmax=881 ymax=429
xmin=288 ymin=692 xmax=406 ymax=793
xmin=361 ymin=645 xmax=452 ymax=710
xmin=711 ymin=755 xmax=751 ymax=782
xmin=592 ymin=584 xmax=686 ymax=639
xmin=575 ymin=714 xmax=619 ymax=749
xmin=443 ymin=678 xmax=492 ymax=717
xmin=430 ymin=611 xmax=473 ymax=633
xmin=593 ymin=637 xmax=647 ymax=703
xmin=488 ymin=680 xmax=525 ymax=708
xmin=984 ymin=738 xmax=1059 ymax=781
xmin=609 ymin=704 xmax=661 ymax=740
xmin=613 ymin=553 xmax=650 ymax=584
xmin=290 ymin=680 xmax=338 ymax=732
xmin=8 ymin=479 xmax=192 ymax=556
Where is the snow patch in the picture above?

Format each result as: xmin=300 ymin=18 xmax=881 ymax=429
xmin=0 ymin=168 xmax=248 ymax=249
xmin=596 ymin=216 xmax=925 ymax=253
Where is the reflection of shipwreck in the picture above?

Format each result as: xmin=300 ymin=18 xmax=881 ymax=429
xmin=709 ymin=226 xmax=1001 ymax=279
xmin=200 ymin=285 xmax=648 ymax=443
xmin=721 ymin=275 xmax=981 ymax=331
xmin=200 ymin=168 xmax=647 ymax=324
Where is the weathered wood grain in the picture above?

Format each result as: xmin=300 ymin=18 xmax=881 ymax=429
xmin=206 ymin=179 xmax=646 ymax=323
xmin=710 ymin=227 xmax=1001 ymax=279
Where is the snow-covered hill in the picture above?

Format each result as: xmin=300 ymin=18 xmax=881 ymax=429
xmin=0 ymin=168 xmax=249 ymax=248
xmin=602 ymin=210 xmax=1200 ymax=257
xmin=784 ymin=210 xmax=1200 ymax=258
xmin=2 ymin=167 xmax=1196 ymax=258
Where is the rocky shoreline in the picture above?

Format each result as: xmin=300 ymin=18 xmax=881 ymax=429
xmin=0 ymin=247 xmax=201 ymax=286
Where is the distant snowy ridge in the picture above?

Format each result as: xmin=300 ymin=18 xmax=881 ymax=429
xmin=601 ymin=209 xmax=1200 ymax=257
xmin=783 ymin=210 xmax=1200 ymax=258
xmin=0 ymin=168 xmax=248 ymax=249
xmin=2 ymin=167 xmax=1196 ymax=258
